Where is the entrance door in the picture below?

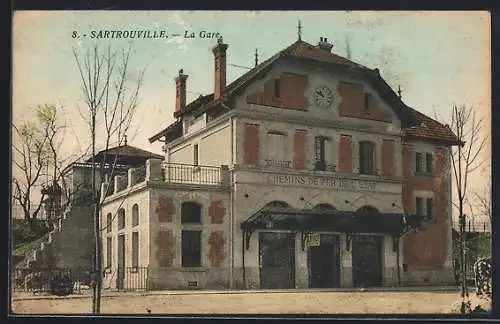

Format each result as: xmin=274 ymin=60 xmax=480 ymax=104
xmin=308 ymin=234 xmax=341 ymax=288
xmin=352 ymin=235 xmax=383 ymax=287
xmin=259 ymin=232 xmax=295 ymax=289
xmin=116 ymin=234 xmax=125 ymax=290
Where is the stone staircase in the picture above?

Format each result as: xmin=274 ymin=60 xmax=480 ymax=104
xmin=15 ymin=203 xmax=73 ymax=271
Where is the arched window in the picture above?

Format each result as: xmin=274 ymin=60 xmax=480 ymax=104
xmin=314 ymin=203 xmax=337 ymax=211
xmin=359 ymin=141 xmax=376 ymax=175
xmin=181 ymin=202 xmax=202 ymax=224
xmin=118 ymin=208 xmax=125 ymax=230
xmin=106 ymin=213 xmax=112 ymax=233
xmin=356 ymin=205 xmax=379 ymax=214
xmin=132 ymin=204 xmax=139 ymax=227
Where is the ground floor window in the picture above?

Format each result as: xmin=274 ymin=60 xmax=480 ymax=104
xmin=132 ymin=231 xmax=139 ymax=267
xmin=106 ymin=237 xmax=112 ymax=268
xmin=182 ymin=230 xmax=201 ymax=267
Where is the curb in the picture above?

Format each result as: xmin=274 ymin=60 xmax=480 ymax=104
xmin=12 ymin=286 xmax=471 ymax=301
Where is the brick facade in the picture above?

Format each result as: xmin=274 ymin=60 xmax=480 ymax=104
xmin=207 ymin=231 xmax=225 ymax=267
xmin=337 ymin=82 xmax=392 ymax=123
xmin=381 ymin=139 xmax=395 ymax=178
xmin=293 ymin=130 xmax=307 ymax=169
xmin=243 ymin=123 xmax=260 ymax=165
xmin=209 ymin=200 xmax=226 ymax=224
xmin=155 ymin=196 xmax=175 ymax=223
xmin=155 ymin=229 xmax=175 ymax=267
xmin=247 ymin=73 xmax=309 ymax=111
xmin=338 ymin=135 xmax=353 ymax=173
xmin=402 ymin=145 xmax=448 ymax=269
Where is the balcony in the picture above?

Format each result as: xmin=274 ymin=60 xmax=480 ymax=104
xmin=162 ymin=162 xmax=228 ymax=186
xmin=102 ymin=159 xmax=230 ymax=200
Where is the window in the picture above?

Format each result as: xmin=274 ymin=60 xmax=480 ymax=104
xmin=314 ymin=136 xmax=327 ymax=170
xmin=132 ymin=231 xmax=139 ymax=268
xmin=193 ymin=144 xmax=199 ymax=166
xmin=106 ymin=213 xmax=112 ymax=233
xmin=118 ymin=208 xmax=125 ymax=230
xmin=274 ymin=79 xmax=280 ymax=98
xmin=426 ymin=198 xmax=434 ymax=221
xmin=359 ymin=141 xmax=376 ymax=175
xmin=425 ymin=153 xmax=434 ymax=174
xmin=132 ymin=204 xmax=139 ymax=227
xmin=267 ymin=132 xmax=286 ymax=166
xmin=364 ymin=93 xmax=370 ymax=111
xmin=106 ymin=237 xmax=112 ymax=268
xmin=415 ymin=197 xmax=424 ymax=217
xmin=415 ymin=152 xmax=423 ymax=174
xmin=182 ymin=230 xmax=201 ymax=267
xmin=181 ymin=202 xmax=202 ymax=224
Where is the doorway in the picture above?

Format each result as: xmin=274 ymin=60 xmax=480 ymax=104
xmin=352 ymin=235 xmax=383 ymax=287
xmin=308 ymin=234 xmax=341 ymax=288
xmin=259 ymin=232 xmax=295 ymax=289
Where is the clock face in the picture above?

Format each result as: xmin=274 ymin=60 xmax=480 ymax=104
xmin=313 ymin=86 xmax=334 ymax=108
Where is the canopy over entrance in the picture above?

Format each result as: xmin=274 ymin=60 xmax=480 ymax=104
xmin=240 ymin=205 xmax=426 ymax=251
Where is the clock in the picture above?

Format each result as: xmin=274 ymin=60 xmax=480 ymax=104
xmin=313 ymin=86 xmax=334 ymax=108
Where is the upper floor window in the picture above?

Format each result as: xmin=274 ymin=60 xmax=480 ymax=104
xmin=425 ymin=153 xmax=434 ymax=174
xmin=132 ymin=204 xmax=139 ymax=227
xmin=118 ymin=208 xmax=125 ymax=230
xmin=193 ymin=144 xmax=199 ymax=166
xmin=415 ymin=196 xmax=435 ymax=221
xmin=314 ymin=136 xmax=329 ymax=170
xmin=415 ymin=152 xmax=423 ymax=174
xmin=414 ymin=152 xmax=434 ymax=175
xmin=266 ymin=132 xmax=288 ymax=167
xmin=181 ymin=201 xmax=202 ymax=224
xmin=106 ymin=213 xmax=112 ymax=233
xmin=359 ymin=141 xmax=376 ymax=175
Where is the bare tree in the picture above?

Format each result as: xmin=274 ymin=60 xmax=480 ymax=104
xmin=447 ymin=105 xmax=486 ymax=313
xmin=12 ymin=104 xmax=66 ymax=224
xmin=73 ymin=42 xmax=144 ymax=314
xmin=473 ymin=179 xmax=491 ymax=231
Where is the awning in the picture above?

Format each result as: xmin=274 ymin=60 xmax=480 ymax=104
xmin=240 ymin=206 xmax=407 ymax=236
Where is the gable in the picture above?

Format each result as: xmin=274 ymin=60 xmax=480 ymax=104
xmin=235 ymin=60 xmax=400 ymax=129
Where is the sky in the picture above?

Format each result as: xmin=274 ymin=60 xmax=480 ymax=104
xmin=12 ymin=11 xmax=491 ymax=225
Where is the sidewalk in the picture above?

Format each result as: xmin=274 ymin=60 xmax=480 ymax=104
xmin=12 ymin=285 xmax=473 ymax=301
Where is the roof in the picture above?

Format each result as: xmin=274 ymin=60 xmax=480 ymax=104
xmin=404 ymin=107 xmax=461 ymax=145
xmin=85 ymin=144 xmax=163 ymax=163
xmin=150 ymin=39 xmax=459 ymax=146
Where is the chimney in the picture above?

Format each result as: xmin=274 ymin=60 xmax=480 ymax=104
xmin=212 ymin=37 xmax=229 ymax=101
xmin=175 ymin=69 xmax=188 ymax=114
xmin=317 ymin=37 xmax=334 ymax=52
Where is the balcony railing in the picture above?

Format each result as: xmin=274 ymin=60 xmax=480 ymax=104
xmin=162 ymin=162 xmax=225 ymax=186
xmin=264 ymin=159 xmax=292 ymax=168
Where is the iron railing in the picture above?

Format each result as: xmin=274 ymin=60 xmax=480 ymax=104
xmin=162 ymin=162 xmax=221 ymax=185
xmin=12 ymin=268 xmax=92 ymax=295
xmin=133 ymin=166 xmax=147 ymax=184
xmin=103 ymin=267 xmax=148 ymax=291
